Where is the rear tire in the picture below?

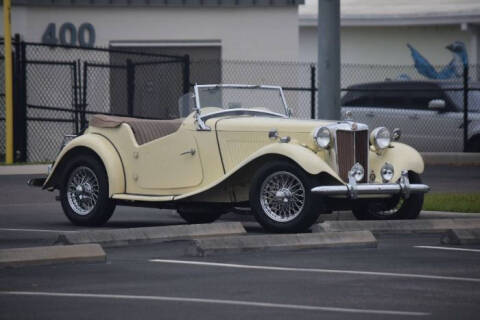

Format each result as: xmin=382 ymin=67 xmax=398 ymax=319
xmin=249 ymin=160 xmax=320 ymax=233
xmin=352 ymin=172 xmax=424 ymax=220
xmin=60 ymin=154 xmax=116 ymax=226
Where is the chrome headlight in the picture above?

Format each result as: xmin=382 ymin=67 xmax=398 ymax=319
xmin=313 ymin=127 xmax=331 ymax=149
xmin=370 ymin=127 xmax=391 ymax=150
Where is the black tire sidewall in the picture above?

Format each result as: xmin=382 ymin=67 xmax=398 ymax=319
xmin=352 ymin=172 xmax=424 ymax=220
xmin=250 ymin=161 xmax=319 ymax=233
xmin=60 ymin=154 xmax=115 ymax=226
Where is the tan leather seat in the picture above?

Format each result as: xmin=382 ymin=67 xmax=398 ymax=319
xmin=90 ymin=114 xmax=184 ymax=145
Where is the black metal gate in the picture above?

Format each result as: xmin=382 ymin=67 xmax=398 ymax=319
xmin=24 ymin=60 xmax=78 ymax=162
xmin=5 ymin=40 xmax=189 ymax=163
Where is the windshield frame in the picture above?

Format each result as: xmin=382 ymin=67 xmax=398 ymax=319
xmin=193 ymin=84 xmax=290 ymax=116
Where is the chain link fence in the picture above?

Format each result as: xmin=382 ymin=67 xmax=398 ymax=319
xmin=1 ymin=40 xmax=479 ymax=163
xmin=5 ymin=41 xmax=188 ymax=163
xmin=190 ymin=59 xmax=480 ymax=152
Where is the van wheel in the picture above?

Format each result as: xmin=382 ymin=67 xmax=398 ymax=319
xmin=467 ymin=136 xmax=480 ymax=152
xmin=352 ymin=172 xmax=424 ymax=220
xmin=60 ymin=154 xmax=115 ymax=226
xmin=250 ymin=161 xmax=320 ymax=233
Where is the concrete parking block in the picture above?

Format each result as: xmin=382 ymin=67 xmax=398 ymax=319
xmin=0 ymin=244 xmax=105 ymax=268
xmin=441 ymin=229 xmax=480 ymax=245
xmin=186 ymin=230 xmax=377 ymax=256
xmin=0 ymin=164 xmax=49 ymax=175
xmin=313 ymin=219 xmax=480 ymax=234
xmin=56 ymin=222 xmax=247 ymax=247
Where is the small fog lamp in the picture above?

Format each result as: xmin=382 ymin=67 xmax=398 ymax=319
xmin=381 ymin=162 xmax=394 ymax=183
xmin=349 ymin=163 xmax=365 ymax=182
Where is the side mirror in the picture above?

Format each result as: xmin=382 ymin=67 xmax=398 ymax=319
xmin=428 ymin=99 xmax=446 ymax=110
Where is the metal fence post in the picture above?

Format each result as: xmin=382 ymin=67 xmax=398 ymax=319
xmin=310 ymin=64 xmax=316 ymax=119
xmin=82 ymin=61 xmax=88 ymax=129
xmin=183 ymin=54 xmax=191 ymax=94
xmin=13 ymin=35 xmax=27 ymax=162
xmin=463 ymin=65 xmax=469 ymax=152
xmin=126 ymin=59 xmax=135 ymax=116
xmin=72 ymin=61 xmax=79 ymax=134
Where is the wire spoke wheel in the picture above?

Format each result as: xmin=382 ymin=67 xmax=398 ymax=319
xmin=260 ymin=171 xmax=306 ymax=223
xmin=66 ymin=166 xmax=100 ymax=216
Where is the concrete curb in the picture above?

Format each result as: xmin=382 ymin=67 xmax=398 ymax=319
xmin=313 ymin=219 xmax=480 ymax=234
xmin=0 ymin=164 xmax=49 ymax=175
xmin=186 ymin=230 xmax=377 ymax=256
xmin=441 ymin=229 xmax=480 ymax=245
xmin=0 ymin=244 xmax=105 ymax=268
xmin=421 ymin=152 xmax=480 ymax=166
xmin=322 ymin=211 xmax=480 ymax=221
xmin=56 ymin=222 xmax=247 ymax=247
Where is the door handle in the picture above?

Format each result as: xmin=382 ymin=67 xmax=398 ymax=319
xmin=366 ymin=112 xmax=374 ymax=118
xmin=408 ymin=114 xmax=419 ymax=120
xmin=180 ymin=148 xmax=196 ymax=156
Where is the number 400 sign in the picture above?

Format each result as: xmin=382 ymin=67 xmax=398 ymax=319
xmin=42 ymin=22 xmax=96 ymax=48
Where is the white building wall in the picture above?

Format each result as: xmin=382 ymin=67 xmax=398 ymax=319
xmin=4 ymin=6 xmax=299 ymax=61
xmin=300 ymin=25 xmax=473 ymax=65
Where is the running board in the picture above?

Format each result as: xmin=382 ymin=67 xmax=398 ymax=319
xmin=112 ymin=194 xmax=175 ymax=202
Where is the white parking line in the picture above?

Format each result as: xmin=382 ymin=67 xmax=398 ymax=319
xmin=415 ymin=246 xmax=480 ymax=253
xmin=0 ymin=228 xmax=76 ymax=233
xmin=0 ymin=291 xmax=429 ymax=316
xmin=149 ymin=259 xmax=480 ymax=283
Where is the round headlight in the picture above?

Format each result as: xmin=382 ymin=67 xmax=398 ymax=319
xmin=380 ymin=162 xmax=394 ymax=183
xmin=370 ymin=127 xmax=391 ymax=150
xmin=314 ymin=127 xmax=331 ymax=149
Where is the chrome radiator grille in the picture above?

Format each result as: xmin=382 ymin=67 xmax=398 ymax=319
xmin=336 ymin=130 xmax=368 ymax=182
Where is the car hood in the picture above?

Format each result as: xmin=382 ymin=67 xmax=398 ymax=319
xmin=212 ymin=116 xmax=334 ymax=133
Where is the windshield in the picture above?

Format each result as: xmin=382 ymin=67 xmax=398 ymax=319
xmin=444 ymin=90 xmax=480 ymax=112
xmin=194 ymin=85 xmax=288 ymax=116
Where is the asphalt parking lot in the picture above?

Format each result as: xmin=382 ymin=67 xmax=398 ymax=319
xmin=1 ymin=165 xmax=480 ymax=319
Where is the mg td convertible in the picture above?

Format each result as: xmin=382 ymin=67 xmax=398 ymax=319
xmin=30 ymin=84 xmax=430 ymax=233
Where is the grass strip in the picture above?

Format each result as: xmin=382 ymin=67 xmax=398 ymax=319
xmin=424 ymin=193 xmax=480 ymax=213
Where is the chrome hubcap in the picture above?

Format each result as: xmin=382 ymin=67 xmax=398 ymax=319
xmin=260 ymin=171 xmax=306 ymax=222
xmin=67 ymin=166 xmax=99 ymax=216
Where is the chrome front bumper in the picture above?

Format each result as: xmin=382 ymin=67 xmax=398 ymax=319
xmin=311 ymin=170 xmax=430 ymax=199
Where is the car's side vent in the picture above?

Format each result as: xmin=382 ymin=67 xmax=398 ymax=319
xmin=336 ymin=130 xmax=368 ymax=183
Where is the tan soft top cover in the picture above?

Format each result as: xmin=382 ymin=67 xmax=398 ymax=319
xmin=90 ymin=114 xmax=183 ymax=145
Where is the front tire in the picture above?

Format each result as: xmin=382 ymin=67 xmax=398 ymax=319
xmin=249 ymin=161 xmax=320 ymax=233
xmin=352 ymin=172 xmax=424 ymax=220
xmin=60 ymin=154 xmax=116 ymax=226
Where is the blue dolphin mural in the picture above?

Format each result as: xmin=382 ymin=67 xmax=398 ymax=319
xmin=407 ymin=41 xmax=468 ymax=79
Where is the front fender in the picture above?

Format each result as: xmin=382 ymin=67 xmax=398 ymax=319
xmin=239 ymin=142 xmax=341 ymax=178
xmin=369 ymin=142 xmax=424 ymax=182
xmin=44 ymin=133 xmax=125 ymax=196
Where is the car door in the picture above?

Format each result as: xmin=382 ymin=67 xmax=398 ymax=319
xmin=136 ymin=130 xmax=204 ymax=190
xmin=341 ymin=84 xmax=384 ymax=128
xmin=405 ymin=84 xmax=463 ymax=152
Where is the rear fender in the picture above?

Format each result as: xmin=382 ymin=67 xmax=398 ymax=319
xmin=44 ymin=133 xmax=125 ymax=196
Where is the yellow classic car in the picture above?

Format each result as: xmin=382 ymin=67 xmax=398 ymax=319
xmin=30 ymin=84 xmax=430 ymax=232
